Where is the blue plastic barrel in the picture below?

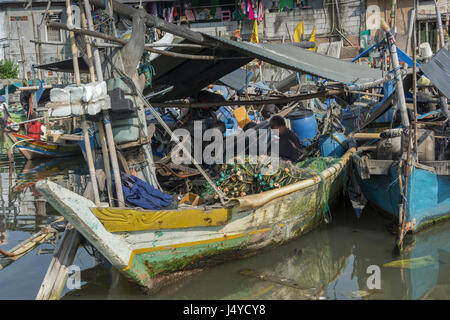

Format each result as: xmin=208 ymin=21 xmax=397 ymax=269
xmin=319 ymin=132 xmax=347 ymax=157
xmin=287 ymin=110 xmax=318 ymax=147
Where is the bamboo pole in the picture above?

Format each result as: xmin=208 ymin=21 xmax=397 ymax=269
xmin=30 ymin=39 xmax=205 ymax=49
xmin=82 ymin=0 xmax=124 ymax=206
xmin=152 ymin=90 xmax=342 ymax=108
xmin=83 ymin=0 xmax=103 ymax=82
xmin=30 ymin=9 xmax=41 ymax=80
xmin=45 ymin=21 xmax=237 ymax=61
xmin=413 ymin=4 xmax=418 ymax=153
xmin=79 ymin=0 xmax=113 ymax=207
xmin=65 ymin=0 xmax=100 ymax=206
xmin=435 ymin=0 xmax=445 ymax=49
xmin=406 ymin=8 xmax=416 ymax=56
xmin=390 ymin=0 xmax=397 ymax=28
xmin=78 ymin=3 xmax=95 ymax=81
xmin=380 ymin=19 xmax=410 ymax=128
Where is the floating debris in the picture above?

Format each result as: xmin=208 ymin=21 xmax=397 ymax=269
xmin=382 ymin=256 xmax=437 ymax=269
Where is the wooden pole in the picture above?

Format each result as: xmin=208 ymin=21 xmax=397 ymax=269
xmin=30 ymin=9 xmax=41 ymax=80
xmin=37 ymin=1 xmax=52 ymax=74
xmin=16 ymin=23 xmax=27 ymax=81
xmin=83 ymin=0 xmax=123 ymax=207
xmin=35 ymin=228 xmax=80 ymax=300
xmin=78 ymin=1 xmax=96 ymax=81
xmin=390 ymin=0 xmax=397 ymax=28
xmin=413 ymin=4 xmax=418 ymax=153
xmin=406 ymin=8 xmax=416 ymax=56
xmin=435 ymin=0 xmax=445 ymax=49
xmin=45 ymin=21 xmax=234 ymax=61
xmin=80 ymin=0 xmax=113 ymax=207
xmin=65 ymin=0 xmax=100 ymax=206
xmin=83 ymin=0 xmax=103 ymax=82
xmin=152 ymin=90 xmax=342 ymax=108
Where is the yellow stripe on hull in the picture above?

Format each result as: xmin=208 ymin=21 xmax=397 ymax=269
xmin=91 ymin=207 xmax=232 ymax=233
xmin=122 ymin=227 xmax=272 ymax=271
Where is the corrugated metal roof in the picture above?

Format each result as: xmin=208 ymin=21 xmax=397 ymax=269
xmin=203 ymin=34 xmax=384 ymax=85
xmin=420 ymin=48 xmax=450 ymax=100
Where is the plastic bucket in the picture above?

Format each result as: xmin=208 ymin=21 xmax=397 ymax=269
xmin=319 ymin=132 xmax=347 ymax=157
xmin=287 ymin=110 xmax=318 ymax=147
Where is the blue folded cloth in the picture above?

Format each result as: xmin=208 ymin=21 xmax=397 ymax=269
xmin=113 ymin=171 xmax=173 ymax=210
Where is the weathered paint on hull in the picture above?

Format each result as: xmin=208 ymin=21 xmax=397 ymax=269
xmin=122 ymin=170 xmax=345 ymax=294
xmin=36 ymin=151 xmax=350 ymax=294
xmin=8 ymin=133 xmax=81 ymax=160
xmin=353 ymin=155 xmax=450 ymax=232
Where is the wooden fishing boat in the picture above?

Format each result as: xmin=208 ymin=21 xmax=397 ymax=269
xmin=35 ymin=148 xmax=354 ymax=294
xmin=352 ymin=152 xmax=450 ymax=232
xmin=7 ymin=132 xmax=81 ymax=160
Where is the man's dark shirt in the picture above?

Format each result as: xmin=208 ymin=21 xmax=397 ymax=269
xmin=278 ymin=129 xmax=304 ymax=163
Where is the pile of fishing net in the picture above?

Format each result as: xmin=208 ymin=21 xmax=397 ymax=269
xmin=202 ymin=155 xmax=340 ymax=200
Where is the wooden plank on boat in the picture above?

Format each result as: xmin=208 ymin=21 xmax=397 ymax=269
xmin=352 ymin=132 xmax=381 ymax=140
xmin=116 ymin=137 xmax=152 ymax=150
xmin=91 ymin=207 xmax=232 ymax=232
xmin=421 ymin=161 xmax=450 ymax=175
xmin=365 ymin=159 xmax=395 ymax=176
xmin=356 ymin=145 xmax=377 ymax=152
xmin=414 ymin=162 xmax=436 ymax=174
xmin=35 ymin=227 xmax=81 ymax=300
xmin=47 ymin=134 xmax=83 ymax=142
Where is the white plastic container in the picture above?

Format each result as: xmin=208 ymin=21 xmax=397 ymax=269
xmin=419 ymin=42 xmax=433 ymax=59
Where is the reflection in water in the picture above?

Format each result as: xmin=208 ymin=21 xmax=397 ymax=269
xmin=0 ymin=156 xmax=95 ymax=299
xmin=0 ymin=155 xmax=449 ymax=300
xmin=63 ymin=207 xmax=450 ymax=300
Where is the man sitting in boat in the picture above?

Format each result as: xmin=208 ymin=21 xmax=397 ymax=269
xmin=269 ymin=115 xmax=304 ymax=163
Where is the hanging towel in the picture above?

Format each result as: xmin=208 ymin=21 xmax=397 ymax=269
xmin=113 ymin=171 xmax=173 ymax=210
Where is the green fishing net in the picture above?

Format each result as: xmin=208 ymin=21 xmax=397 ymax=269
xmin=202 ymin=156 xmax=340 ymax=221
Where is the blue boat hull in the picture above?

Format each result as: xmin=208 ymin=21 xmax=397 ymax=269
xmin=353 ymin=155 xmax=450 ymax=231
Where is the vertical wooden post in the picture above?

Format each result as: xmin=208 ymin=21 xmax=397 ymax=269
xmin=83 ymin=0 xmax=103 ymax=82
xmin=84 ymin=0 xmax=124 ymax=206
xmin=406 ymin=8 xmax=416 ymax=56
xmin=16 ymin=23 xmax=27 ymax=81
xmin=79 ymin=0 xmax=113 ymax=207
xmin=435 ymin=0 xmax=445 ymax=49
xmin=380 ymin=19 xmax=410 ymax=128
xmin=65 ymin=0 xmax=100 ymax=206
xmin=390 ymin=0 xmax=397 ymax=28
xmin=30 ymin=8 xmax=41 ymax=81
xmin=57 ymin=45 xmax=62 ymax=84
xmin=412 ymin=7 xmax=418 ymax=153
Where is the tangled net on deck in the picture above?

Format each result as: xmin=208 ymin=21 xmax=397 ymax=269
xmin=202 ymin=156 xmax=340 ymax=221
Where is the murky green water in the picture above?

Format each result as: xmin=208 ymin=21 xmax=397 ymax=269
xmin=0 ymin=156 xmax=449 ymax=300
